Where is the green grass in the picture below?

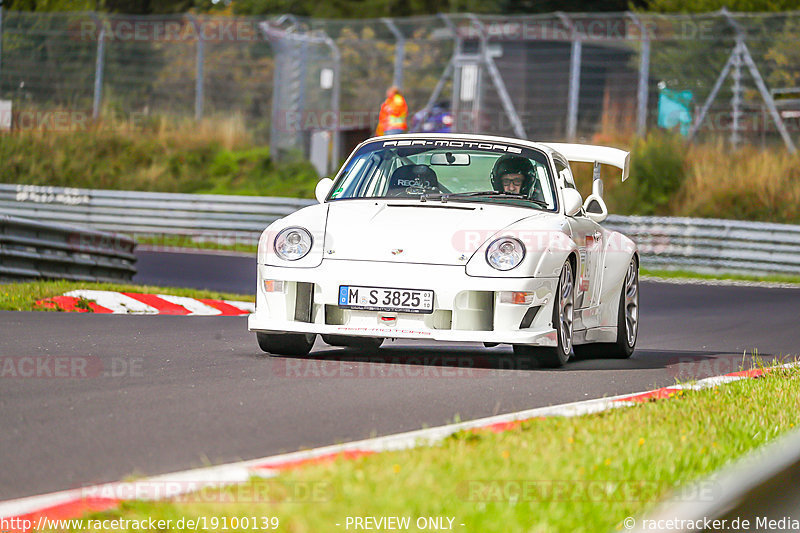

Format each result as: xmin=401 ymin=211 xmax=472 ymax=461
xmin=0 ymin=281 xmax=253 ymax=312
xmin=0 ymin=125 xmax=319 ymax=198
xmin=641 ymin=268 xmax=800 ymax=285
xmin=135 ymin=236 xmax=258 ymax=255
xmin=53 ymin=366 xmax=800 ymax=533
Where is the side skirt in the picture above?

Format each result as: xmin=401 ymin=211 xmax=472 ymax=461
xmin=573 ymin=326 xmax=617 ymax=345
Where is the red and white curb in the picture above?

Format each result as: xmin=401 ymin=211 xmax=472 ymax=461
xmin=1 ymin=362 xmax=796 ymax=530
xmin=35 ymin=291 xmax=254 ymax=316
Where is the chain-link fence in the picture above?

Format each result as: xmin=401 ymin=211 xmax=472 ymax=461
xmin=2 ymin=9 xmax=800 ymax=173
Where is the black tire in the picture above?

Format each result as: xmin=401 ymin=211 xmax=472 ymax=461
xmin=256 ymin=332 xmax=316 ymax=356
xmin=321 ymin=335 xmax=383 ymax=350
xmin=513 ymin=261 xmax=574 ymax=368
xmin=574 ymin=257 xmax=638 ymax=359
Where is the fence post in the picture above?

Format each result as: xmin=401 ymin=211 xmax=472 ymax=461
xmin=193 ymin=16 xmax=205 ymax=121
xmin=0 ymin=0 xmax=4 ymax=90
xmin=92 ymin=22 xmax=106 ymax=120
xmin=323 ymin=34 xmax=341 ymax=171
xmin=468 ymin=14 xmax=526 ymax=138
xmin=259 ymin=18 xmax=296 ymax=162
xmin=637 ymin=37 xmax=650 ymax=138
xmin=627 ymin=13 xmax=650 ymax=138
xmin=730 ymin=42 xmax=742 ymax=149
xmin=416 ymin=16 xmax=459 ymax=131
xmin=382 ymin=18 xmax=404 ymax=89
xmin=558 ymin=13 xmax=581 ymax=142
xmin=439 ymin=14 xmax=462 ymax=133
xmin=704 ymin=8 xmax=798 ymax=154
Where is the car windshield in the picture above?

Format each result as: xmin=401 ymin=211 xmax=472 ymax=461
xmin=327 ymin=138 xmax=557 ymax=210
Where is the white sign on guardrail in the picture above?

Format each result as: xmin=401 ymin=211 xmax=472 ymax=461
xmin=0 ymin=100 xmax=12 ymax=131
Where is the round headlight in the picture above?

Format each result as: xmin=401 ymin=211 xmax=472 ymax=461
xmin=486 ymin=237 xmax=525 ymax=271
xmin=274 ymin=227 xmax=313 ymax=261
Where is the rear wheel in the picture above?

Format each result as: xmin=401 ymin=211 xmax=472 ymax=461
xmin=574 ymin=257 xmax=638 ymax=359
xmin=256 ymin=332 xmax=316 ymax=356
xmin=321 ymin=335 xmax=383 ymax=350
xmin=513 ymin=260 xmax=574 ymax=368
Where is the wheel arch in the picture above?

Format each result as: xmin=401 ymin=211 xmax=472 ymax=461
xmin=597 ymin=243 xmax=638 ymax=330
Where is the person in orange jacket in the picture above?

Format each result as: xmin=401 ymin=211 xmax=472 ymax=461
xmin=376 ymin=86 xmax=408 ymax=136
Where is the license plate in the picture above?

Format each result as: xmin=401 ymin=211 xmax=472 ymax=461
xmin=338 ymin=285 xmax=434 ymax=314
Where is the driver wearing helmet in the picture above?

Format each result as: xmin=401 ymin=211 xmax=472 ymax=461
xmin=490 ymin=154 xmax=544 ymax=202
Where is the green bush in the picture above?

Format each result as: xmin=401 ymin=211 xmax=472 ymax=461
xmin=200 ymin=147 xmax=319 ymax=197
xmin=629 ymin=132 xmax=687 ymax=215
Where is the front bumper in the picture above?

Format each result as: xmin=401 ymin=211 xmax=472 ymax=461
xmin=248 ymin=259 xmax=559 ymax=346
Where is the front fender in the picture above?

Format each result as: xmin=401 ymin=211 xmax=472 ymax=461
xmin=258 ymin=203 xmax=329 ymax=268
xmin=599 ymin=230 xmax=638 ymax=299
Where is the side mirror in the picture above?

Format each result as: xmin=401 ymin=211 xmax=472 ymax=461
xmin=315 ymin=177 xmax=334 ymax=203
xmin=583 ymin=194 xmax=608 ymax=223
xmin=562 ymin=188 xmax=583 ymax=217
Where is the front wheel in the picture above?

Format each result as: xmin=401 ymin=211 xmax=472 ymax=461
xmin=513 ymin=260 xmax=574 ymax=368
xmin=256 ymin=332 xmax=316 ymax=356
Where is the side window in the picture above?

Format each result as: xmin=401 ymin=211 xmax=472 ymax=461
xmin=554 ymin=160 xmax=576 ymax=189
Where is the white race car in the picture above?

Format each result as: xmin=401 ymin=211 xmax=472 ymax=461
xmin=248 ymin=134 xmax=638 ymax=367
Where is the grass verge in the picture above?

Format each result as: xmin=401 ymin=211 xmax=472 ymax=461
xmin=0 ymin=281 xmax=253 ymax=312
xmin=135 ymin=236 xmax=258 ymax=255
xmin=57 ymin=366 xmax=800 ymax=533
xmin=0 ymin=117 xmax=319 ymax=198
xmin=641 ymin=268 xmax=800 ymax=285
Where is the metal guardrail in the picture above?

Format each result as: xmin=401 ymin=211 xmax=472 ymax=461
xmin=605 ymin=215 xmax=800 ymax=275
xmin=630 ymin=426 xmax=800 ymax=533
xmin=0 ymin=184 xmax=315 ymax=245
xmin=0 ymin=215 xmax=137 ymax=282
xmin=4 ymin=184 xmax=800 ymax=275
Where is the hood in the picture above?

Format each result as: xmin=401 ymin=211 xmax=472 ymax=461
xmin=323 ymin=200 xmax=546 ymax=265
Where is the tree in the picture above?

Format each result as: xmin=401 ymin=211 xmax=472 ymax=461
xmin=232 ymin=0 xmax=500 ymax=18
xmin=643 ymin=0 xmax=800 ymax=12
xmin=3 ymin=0 xmax=223 ymax=13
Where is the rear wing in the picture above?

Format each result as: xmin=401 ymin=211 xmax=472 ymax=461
xmin=541 ymin=143 xmax=630 ymax=182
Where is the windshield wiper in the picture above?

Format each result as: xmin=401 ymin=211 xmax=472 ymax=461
xmin=430 ymin=191 xmax=549 ymax=208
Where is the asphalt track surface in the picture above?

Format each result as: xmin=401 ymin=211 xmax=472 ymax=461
xmin=2 ymin=250 xmax=799 ymax=501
